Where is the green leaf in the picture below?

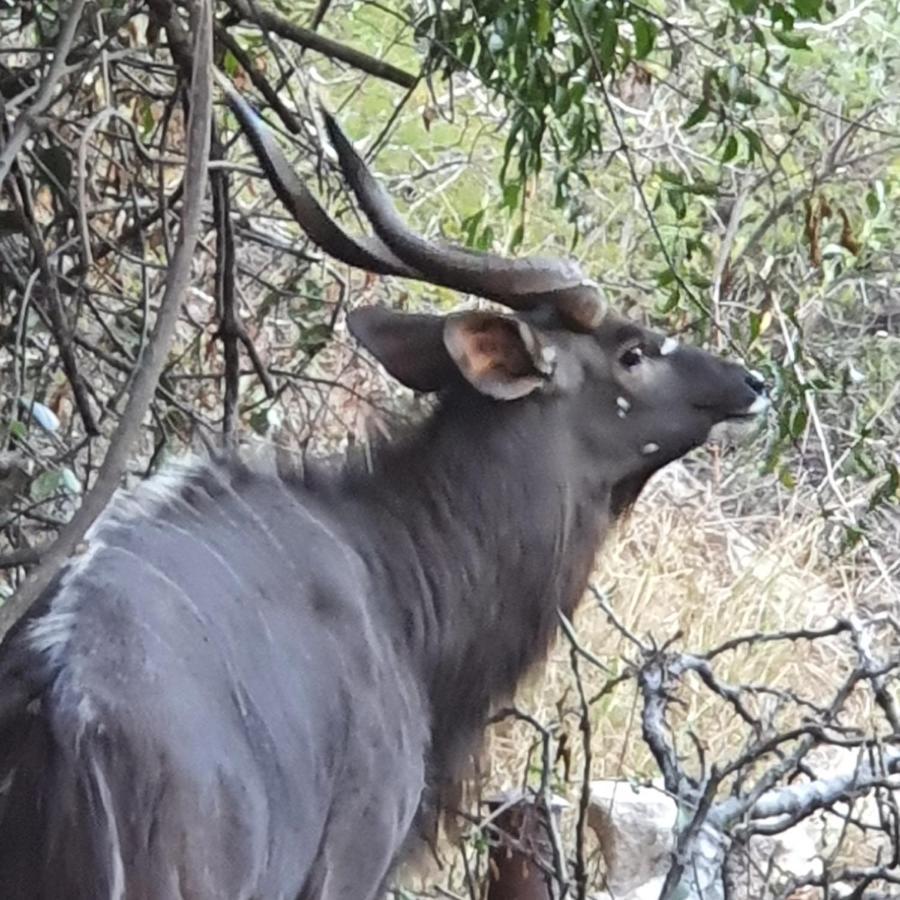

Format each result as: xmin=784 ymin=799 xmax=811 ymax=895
xmin=742 ymin=128 xmax=764 ymax=160
xmin=599 ymin=16 xmax=619 ymax=68
xmin=778 ymin=466 xmax=797 ymax=489
xmin=223 ymin=49 xmax=239 ymax=77
xmin=462 ymin=208 xmax=486 ymax=247
xmin=667 ymin=188 xmax=687 ymax=220
xmin=140 ymin=99 xmax=155 ymax=139
xmin=770 ymin=3 xmax=795 ymax=28
xmin=682 ymin=180 xmax=720 ymax=196
xmin=749 ymin=22 xmax=767 ymax=47
xmin=502 ymin=180 xmax=521 ymax=211
xmin=684 ymin=99 xmax=711 ymax=129
xmin=535 ymin=0 xmax=552 ymax=42
xmin=789 ymin=405 xmax=808 ymax=438
xmin=781 ymin=83 xmax=801 ymax=114
xmin=870 ymin=464 xmax=900 ymax=508
xmin=865 ymin=190 xmax=880 ymax=216
xmin=633 ymin=18 xmax=655 ymax=59
xmin=749 ymin=310 xmax=762 ymax=341
xmin=793 ymin=0 xmax=823 ymax=17
xmin=478 ymin=224 xmax=495 ymax=251
xmin=773 ymin=30 xmax=810 ymax=50
xmin=249 ymin=408 xmax=270 ymax=436
xmin=657 ymin=168 xmax=685 ymax=185
xmin=31 ymin=471 xmax=62 ymax=502
xmin=722 ymin=134 xmax=739 ymax=162
xmin=657 ymin=268 xmax=677 ymax=287
xmin=297 ymin=322 xmax=332 ymax=355
xmin=734 ymin=87 xmax=760 ymax=105
xmin=659 ymin=289 xmax=681 ymax=313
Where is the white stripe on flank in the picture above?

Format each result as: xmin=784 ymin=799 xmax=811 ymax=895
xmin=91 ymin=759 xmax=125 ymax=900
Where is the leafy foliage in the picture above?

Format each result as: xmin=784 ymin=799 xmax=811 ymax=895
xmin=420 ymin=0 xmax=828 ymax=209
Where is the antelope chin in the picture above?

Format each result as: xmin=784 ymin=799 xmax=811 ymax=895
xmin=745 ymin=394 xmax=770 ymax=416
xmin=710 ymin=395 xmax=769 ymax=443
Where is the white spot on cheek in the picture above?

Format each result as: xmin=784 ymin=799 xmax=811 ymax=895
xmin=541 ymin=346 xmax=557 ymax=365
xmin=641 ymin=442 xmax=660 ymax=455
xmin=747 ymin=395 xmax=770 ymax=414
xmin=660 ymin=337 xmax=679 ymax=356
xmin=616 ymin=396 xmax=631 ymax=418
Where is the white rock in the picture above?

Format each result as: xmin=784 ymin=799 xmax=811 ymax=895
xmin=588 ymin=780 xmax=677 ymax=898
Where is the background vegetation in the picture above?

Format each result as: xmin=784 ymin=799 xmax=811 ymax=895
xmin=0 ymin=0 xmax=898 ymax=896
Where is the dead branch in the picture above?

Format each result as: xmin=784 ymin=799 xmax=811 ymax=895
xmin=223 ymin=0 xmax=418 ymax=89
xmin=0 ymin=0 xmax=214 ymax=637
xmin=0 ymin=0 xmax=90 ymax=185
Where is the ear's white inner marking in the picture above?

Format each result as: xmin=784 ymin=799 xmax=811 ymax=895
xmin=660 ymin=337 xmax=679 ymax=356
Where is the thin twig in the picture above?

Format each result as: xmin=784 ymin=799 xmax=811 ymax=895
xmin=0 ymin=0 xmax=90 ymax=185
xmin=0 ymin=0 xmax=214 ymax=637
xmin=225 ymin=0 xmax=417 ymax=89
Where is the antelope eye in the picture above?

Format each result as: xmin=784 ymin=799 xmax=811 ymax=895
xmin=619 ymin=346 xmax=644 ymax=368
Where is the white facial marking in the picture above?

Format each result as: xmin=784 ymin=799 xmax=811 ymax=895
xmin=748 ymin=369 xmax=765 ymax=384
xmin=541 ymin=346 xmax=557 ymax=365
xmin=660 ymin=337 xmax=679 ymax=356
xmin=747 ymin=395 xmax=770 ymax=415
xmin=641 ymin=442 xmax=660 ymax=455
xmin=616 ymin=396 xmax=631 ymax=412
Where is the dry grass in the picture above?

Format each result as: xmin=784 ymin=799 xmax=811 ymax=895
xmin=486 ymin=458 xmax=859 ymax=787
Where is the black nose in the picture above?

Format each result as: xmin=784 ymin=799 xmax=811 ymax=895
xmin=745 ymin=371 xmax=766 ymax=394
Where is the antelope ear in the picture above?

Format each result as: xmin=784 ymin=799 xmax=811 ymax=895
xmin=443 ymin=312 xmax=555 ymax=401
xmin=347 ymin=306 xmax=459 ymax=392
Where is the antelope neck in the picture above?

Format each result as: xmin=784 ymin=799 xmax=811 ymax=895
xmin=339 ymin=391 xmax=609 ymax=782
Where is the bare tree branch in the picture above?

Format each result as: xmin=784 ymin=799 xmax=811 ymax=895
xmin=224 ymin=0 xmax=418 ymax=89
xmin=0 ymin=0 xmax=214 ymax=638
xmin=0 ymin=0 xmax=90 ymax=186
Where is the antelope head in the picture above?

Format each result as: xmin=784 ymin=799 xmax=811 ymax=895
xmin=222 ymin=82 xmax=768 ymax=507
